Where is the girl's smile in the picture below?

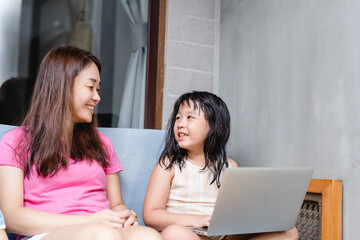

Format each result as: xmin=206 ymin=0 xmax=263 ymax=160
xmin=177 ymin=131 xmax=189 ymax=141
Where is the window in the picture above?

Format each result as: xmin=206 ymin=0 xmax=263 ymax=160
xmin=0 ymin=0 xmax=165 ymax=128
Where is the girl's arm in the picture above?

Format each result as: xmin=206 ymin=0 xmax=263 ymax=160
xmin=228 ymin=158 xmax=238 ymax=167
xmin=0 ymin=166 xmax=126 ymax=236
xmin=143 ymin=163 xmax=211 ymax=231
xmin=105 ymin=173 xmax=137 ymax=227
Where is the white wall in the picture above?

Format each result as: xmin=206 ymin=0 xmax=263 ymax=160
xmin=0 ymin=0 xmax=22 ymax=85
xmin=219 ymin=0 xmax=360 ymax=239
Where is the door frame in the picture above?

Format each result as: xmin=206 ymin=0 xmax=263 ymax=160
xmin=145 ymin=0 xmax=166 ymax=129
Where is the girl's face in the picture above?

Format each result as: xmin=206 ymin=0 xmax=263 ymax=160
xmin=71 ymin=62 xmax=101 ymax=124
xmin=174 ymin=101 xmax=210 ymax=153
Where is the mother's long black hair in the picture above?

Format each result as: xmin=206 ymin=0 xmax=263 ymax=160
xmin=159 ymin=91 xmax=231 ymax=187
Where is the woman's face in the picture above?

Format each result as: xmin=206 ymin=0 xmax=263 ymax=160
xmin=71 ymin=62 xmax=101 ymax=124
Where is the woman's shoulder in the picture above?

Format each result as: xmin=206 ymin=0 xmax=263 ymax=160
xmin=2 ymin=125 xmax=25 ymax=134
xmin=1 ymin=126 xmax=26 ymax=144
xmin=0 ymin=127 xmax=27 ymax=168
xmin=95 ymin=130 xmax=112 ymax=144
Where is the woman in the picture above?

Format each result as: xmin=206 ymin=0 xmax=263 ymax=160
xmin=0 ymin=46 xmax=162 ymax=240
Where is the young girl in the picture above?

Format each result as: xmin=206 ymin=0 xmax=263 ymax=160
xmin=143 ymin=91 xmax=298 ymax=240
xmin=0 ymin=46 xmax=162 ymax=240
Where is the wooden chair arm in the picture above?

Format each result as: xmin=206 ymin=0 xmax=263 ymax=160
xmin=307 ymin=179 xmax=343 ymax=240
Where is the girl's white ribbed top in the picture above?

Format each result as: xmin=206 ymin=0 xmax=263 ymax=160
xmin=165 ymin=160 xmax=231 ymax=215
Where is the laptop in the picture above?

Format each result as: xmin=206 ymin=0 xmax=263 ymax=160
xmin=189 ymin=167 xmax=313 ymax=236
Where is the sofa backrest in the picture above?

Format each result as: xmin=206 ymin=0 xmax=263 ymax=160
xmin=0 ymin=124 xmax=166 ymax=226
xmin=98 ymin=127 xmax=166 ymax=225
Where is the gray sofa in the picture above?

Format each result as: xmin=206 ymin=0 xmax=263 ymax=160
xmin=0 ymin=124 xmax=166 ymax=238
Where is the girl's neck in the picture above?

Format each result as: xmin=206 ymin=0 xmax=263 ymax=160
xmin=186 ymin=151 xmax=206 ymax=167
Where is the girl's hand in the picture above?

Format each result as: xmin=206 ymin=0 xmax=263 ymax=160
xmin=89 ymin=209 xmax=126 ymax=228
xmin=192 ymin=215 xmax=211 ymax=228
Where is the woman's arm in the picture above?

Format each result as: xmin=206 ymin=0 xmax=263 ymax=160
xmin=105 ymin=173 xmax=137 ymax=227
xmin=143 ymin=163 xmax=211 ymax=231
xmin=0 ymin=166 xmax=87 ymax=235
xmin=0 ymin=229 xmax=8 ymax=240
xmin=0 ymin=166 xmax=124 ymax=236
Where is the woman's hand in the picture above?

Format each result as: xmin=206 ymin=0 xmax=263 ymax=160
xmin=191 ymin=214 xmax=211 ymax=228
xmin=115 ymin=209 xmax=139 ymax=227
xmin=89 ymin=209 xmax=127 ymax=228
xmin=105 ymin=173 xmax=138 ymax=228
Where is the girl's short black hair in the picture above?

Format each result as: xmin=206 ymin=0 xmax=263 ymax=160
xmin=159 ymin=91 xmax=231 ymax=187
